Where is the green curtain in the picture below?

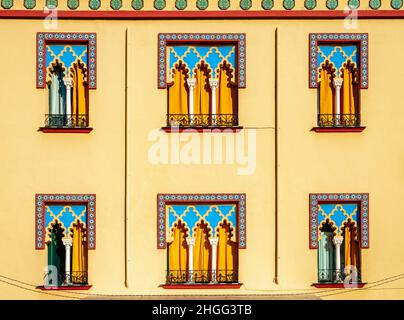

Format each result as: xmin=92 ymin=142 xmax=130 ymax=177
xmin=318 ymin=231 xmax=335 ymax=282
xmin=46 ymin=229 xmax=65 ymax=286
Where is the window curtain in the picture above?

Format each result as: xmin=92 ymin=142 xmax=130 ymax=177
xmin=168 ymin=223 xmax=188 ymax=283
xmin=318 ymin=231 xmax=335 ymax=282
xmin=71 ymin=63 xmax=88 ymax=127
xmin=344 ymin=224 xmax=359 ymax=275
xmin=217 ymin=223 xmax=238 ymax=283
xmin=49 ymin=68 xmax=66 ymax=128
xmin=46 ymin=228 xmax=65 ymax=286
xmin=168 ymin=68 xmax=189 ymax=116
xmin=193 ymin=223 xmax=211 ymax=282
xmin=342 ymin=67 xmax=357 ymax=116
xmin=319 ymin=68 xmax=334 ymax=115
xmin=217 ymin=66 xmax=237 ymax=117
xmin=72 ymin=222 xmax=87 ymax=284
xmin=194 ymin=67 xmax=210 ymax=116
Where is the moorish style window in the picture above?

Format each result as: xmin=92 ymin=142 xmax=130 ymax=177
xmin=157 ymin=194 xmax=246 ymax=288
xmin=309 ymin=34 xmax=368 ymax=133
xmin=37 ymin=33 xmax=97 ymax=133
xmin=309 ymin=194 xmax=369 ymax=288
xmin=158 ymin=34 xmax=246 ymax=131
xmin=35 ymin=194 xmax=96 ymax=289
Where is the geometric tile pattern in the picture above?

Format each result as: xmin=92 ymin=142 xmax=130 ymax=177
xmin=318 ymin=203 xmax=358 ymax=237
xmin=167 ymin=204 xmax=237 ymax=239
xmin=45 ymin=204 xmax=87 ymax=240
xmin=317 ymin=44 xmax=359 ymax=78
xmin=0 ymin=1 xmax=404 ymax=10
xmin=46 ymin=44 xmax=88 ymax=79
xmin=158 ymin=33 xmax=246 ymax=89
xmin=35 ymin=194 xmax=96 ymax=250
xmin=36 ymin=32 xmax=97 ymax=89
xmin=157 ymin=193 xmax=246 ymax=249
xmin=309 ymin=193 xmax=369 ymax=249
xmin=309 ymin=33 xmax=368 ymax=89
xmin=168 ymin=45 xmax=236 ymax=80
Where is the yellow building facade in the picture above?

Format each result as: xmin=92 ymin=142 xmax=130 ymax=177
xmin=0 ymin=0 xmax=403 ymax=300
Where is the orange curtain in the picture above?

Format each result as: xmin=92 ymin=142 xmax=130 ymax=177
xmin=217 ymin=66 xmax=237 ymax=116
xmin=71 ymin=63 xmax=88 ymax=126
xmin=72 ymin=222 xmax=87 ymax=284
xmin=342 ymin=67 xmax=357 ymax=115
xmin=168 ymin=67 xmax=188 ymax=116
xmin=168 ymin=223 xmax=188 ymax=283
xmin=344 ymin=224 xmax=359 ymax=275
xmin=217 ymin=223 xmax=238 ymax=282
xmin=194 ymin=67 xmax=210 ymax=115
xmin=193 ymin=223 xmax=211 ymax=282
xmin=319 ymin=68 xmax=334 ymax=115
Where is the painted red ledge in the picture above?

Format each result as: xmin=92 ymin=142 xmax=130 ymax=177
xmin=161 ymin=284 xmax=242 ymax=289
xmin=312 ymin=283 xmax=366 ymax=288
xmin=38 ymin=127 xmax=93 ymax=133
xmin=1 ymin=10 xmax=404 ymax=20
xmin=37 ymin=285 xmax=92 ymax=291
xmin=311 ymin=127 xmax=366 ymax=133
xmin=161 ymin=126 xmax=243 ymax=133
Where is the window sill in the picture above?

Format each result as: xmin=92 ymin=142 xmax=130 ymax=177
xmin=311 ymin=127 xmax=366 ymax=133
xmin=161 ymin=126 xmax=243 ymax=133
xmin=312 ymin=283 xmax=366 ymax=288
xmin=38 ymin=127 xmax=93 ymax=134
xmin=36 ymin=285 xmax=92 ymax=291
xmin=161 ymin=283 xmax=242 ymax=289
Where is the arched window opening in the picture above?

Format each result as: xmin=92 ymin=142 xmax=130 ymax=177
xmin=166 ymin=43 xmax=240 ymax=129
xmin=316 ymin=205 xmax=362 ymax=284
xmin=164 ymin=201 xmax=243 ymax=286
xmin=45 ymin=59 xmax=89 ymax=129
xmin=316 ymin=43 xmax=362 ymax=129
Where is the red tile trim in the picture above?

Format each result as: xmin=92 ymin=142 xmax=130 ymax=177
xmin=38 ymin=127 xmax=93 ymax=133
xmin=2 ymin=10 xmax=404 ymax=20
xmin=161 ymin=283 xmax=242 ymax=289
xmin=36 ymin=285 xmax=92 ymax=291
xmin=312 ymin=283 xmax=366 ymax=288
xmin=311 ymin=127 xmax=366 ymax=133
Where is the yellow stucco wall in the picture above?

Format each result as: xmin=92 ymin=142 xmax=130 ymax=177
xmin=1 ymin=16 xmax=404 ymax=300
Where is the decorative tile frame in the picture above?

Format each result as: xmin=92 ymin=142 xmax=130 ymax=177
xmin=309 ymin=33 xmax=368 ymax=89
xmin=35 ymin=194 xmax=96 ymax=250
xmin=157 ymin=193 xmax=246 ymax=249
xmin=309 ymin=193 xmax=369 ymax=249
xmin=36 ymin=32 xmax=97 ymax=89
xmin=157 ymin=33 xmax=246 ymax=89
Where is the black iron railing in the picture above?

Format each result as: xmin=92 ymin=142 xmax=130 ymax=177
xmin=166 ymin=114 xmax=238 ymax=127
xmin=318 ymin=268 xmax=361 ymax=283
xmin=44 ymin=271 xmax=88 ymax=286
xmin=317 ymin=114 xmax=360 ymax=127
xmin=44 ymin=114 xmax=89 ymax=128
xmin=166 ymin=269 xmax=238 ymax=284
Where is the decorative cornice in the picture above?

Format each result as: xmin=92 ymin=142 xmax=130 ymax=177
xmin=157 ymin=193 xmax=247 ymax=250
xmin=309 ymin=33 xmax=368 ymax=89
xmin=1 ymin=0 xmax=404 ymax=12
xmin=3 ymin=9 xmax=404 ymax=19
xmin=158 ymin=33 xmax=246 ymax=89
xmin=35 ymin=193 xmax=96 ymax=250
xmin=36 ymin=32 xmax=97 ymax=90
xmin=309 ymin=193 xmax=369 ymax=250
xmin=2 ymin=0 xmax=404 ymax=19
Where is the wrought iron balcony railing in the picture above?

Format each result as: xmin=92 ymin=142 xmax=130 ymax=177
xmin=166 ymin=269 xmax=238 ymax=284
xmin=44 ymin=271 xmax=88 ymax=286
xmin=317 ymin=114 xmax=360 ymax=127
xmin=166 ymin=114 xmax=238 ymax=127
xmin=318 ymin=268 xmax=361 ymax=284
xmin=44 ymin=114 xmax=89 ymax=128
